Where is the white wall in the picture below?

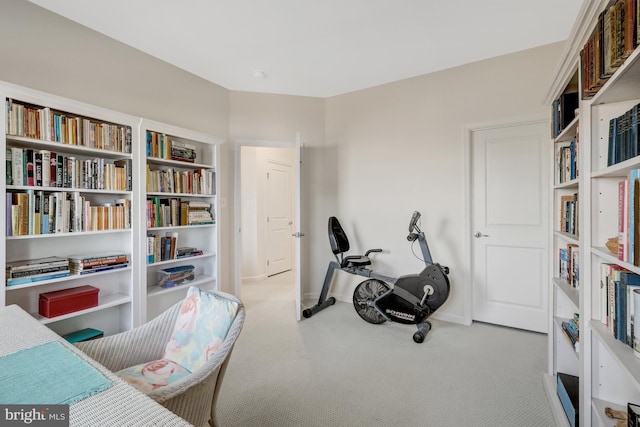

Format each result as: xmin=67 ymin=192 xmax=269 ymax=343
xmin=325 ymin=42 xmax=565 ymax=323
xmin=240 ymin=147 xmax=260 ymax=279
xmin=0 ymin=0 xmax=568 ymax=324
xmin=0 ymin=0 xmax=235 ymax=292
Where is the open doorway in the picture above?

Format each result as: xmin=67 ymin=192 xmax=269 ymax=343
xmin=237 ymin=145 xmax=298 ymax=299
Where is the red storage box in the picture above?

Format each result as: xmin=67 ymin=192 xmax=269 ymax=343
xmin=39 ymin=285 xmax=99 ymax=318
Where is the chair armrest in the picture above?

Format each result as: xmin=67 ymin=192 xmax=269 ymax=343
xmin=365 ymin=248 xmax=382 ymax=257
xmin=76 ymin=303 xmax=181 ymax=372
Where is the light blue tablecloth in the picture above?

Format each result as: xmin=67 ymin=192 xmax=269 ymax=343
xmin=0 ymin=341 xmax=112 ymax=404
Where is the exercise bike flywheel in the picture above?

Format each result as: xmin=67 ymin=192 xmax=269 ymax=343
xmin=353 ymin=279 xmax=390 ymax=324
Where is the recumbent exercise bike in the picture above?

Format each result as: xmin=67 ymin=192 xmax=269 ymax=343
xmin=302 ymin=211 xmax=450 ymax=343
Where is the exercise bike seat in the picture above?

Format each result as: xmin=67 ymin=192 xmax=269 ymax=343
xmin=328 ymin=216 xmax=379 ymax=268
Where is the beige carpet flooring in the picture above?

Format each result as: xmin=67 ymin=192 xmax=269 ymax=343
xmin=217 ymin=271 xmax=556 ymax=427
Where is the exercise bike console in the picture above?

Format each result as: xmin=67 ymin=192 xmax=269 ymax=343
xmin=303 ymin=211 xmax=451 ymax=343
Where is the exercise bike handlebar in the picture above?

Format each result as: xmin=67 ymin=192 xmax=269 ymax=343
xmin=365 ymin=248 xmax=383 ymax=257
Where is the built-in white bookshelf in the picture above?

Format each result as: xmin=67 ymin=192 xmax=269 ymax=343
xmin=0 ymin=81 xmax=223 ymax=337
xmin=0 ymin=81 xmax=140 ymax=337
xmin=139 ymin=119 xmax=221 ymax=321
xmin=545 ymin=1 xmax=640 ymax=425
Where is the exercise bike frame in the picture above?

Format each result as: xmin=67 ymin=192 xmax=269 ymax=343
xmin=303 ymin=212 xmax=441 ymax=319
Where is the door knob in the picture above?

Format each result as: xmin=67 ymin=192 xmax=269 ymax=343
xmin=474 ymin=231 xmax=489 ymax=238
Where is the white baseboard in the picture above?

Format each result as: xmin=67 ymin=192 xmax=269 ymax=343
xmin=242 ymin=274 xmax=267 ymax=283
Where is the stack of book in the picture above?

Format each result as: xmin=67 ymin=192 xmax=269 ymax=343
xmin=185 ymin=200 xmax=214 ymax=225
xmin=68 ymin=252 xmax=129 ymax=275
xmin=171 ymin=140 xmax=196 ymax=163
xmin=561 ymin=313 xmax=580 ymax=353
xmin=176 ymin=247 xmax=204 ymax=259
xmin=6 ymin=256 xmax=70 ymax=286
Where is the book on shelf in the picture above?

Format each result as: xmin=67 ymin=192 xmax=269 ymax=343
xmin=581 ymin=0 xmax=639 ymax=99
xmin=6 ymin=256 xmax=69 ymax=272
xmin=556 ymin=139 xmax=579 ymax=184
xmin=617 ymin=170 xmax=640 ymax=265
xmin=620 ymin=179 xmax=629 ymax=261
xmin=608 ymin=103 xmax=640 ymax=166
xmin=557 ymin=373 xmax=579 ymax=427
xmin=147 ymin=198 xmax=214 ymax=227
xmin=170 ymin=140 xmax=196 ymax=163
xmin=146 ymin=165 xmax=215 ymax=195
xmin=5 ymin=193 xmax=10 ymax=237
xmin=146 ymin=131 xmax=199 ymax=162
xmin=67 ymin=252 xmax=129 ymax=274
xmin=600 ymin=263 xmax=627 ymax=330
xmin=6 ymin=148 xmax=132 ymax=191
xmin=77 ymin=263 xmax=129 ymax=275
xmin=6 ymin=98 xmax=132 ymax=153
xmin=559 ymin=244 xmax=580 ymax=287
xmin=598 ymin=265 xmax=640 ymax=347
xmin=561 ymin=314 xmax=580 ymax=353
xmin=6 ymin=256 xmax=70 ymax=286
xmin=630 ymin=168 xmax=640 ymax=265
xmin=7 ymin=191 xmax=131 ymax=236
xmin=146 ymin=131 xmax=172 ymax=159
xmin=552 ymin=92 xmax=579 ymax=137
xmin=61 ymin=328 xmax=104 ymax=343
xmin=7 ymin=262 xmax=69 ymax=278
xmin=146 ymin=232 xmax=180 ymax=263
xmin=10 ymin=146 xmax=23 ymax=186
xmin=560 ymin=193 xmax=578 ymax=235
xmin=176 ymin=247 xmax=203 ymax=258
xmin=6 ymin=270 xmax=71 ymax=286
xmin=618 ymin=271 xmax=640 ymax=346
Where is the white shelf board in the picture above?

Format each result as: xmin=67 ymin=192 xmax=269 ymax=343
xmin=34 ymin=292 xmax=131 ymax=324
xmin=147 ymin=275 xmax=215 ymax=298
xmin=590 ymin=320 xmax=640 ymax=388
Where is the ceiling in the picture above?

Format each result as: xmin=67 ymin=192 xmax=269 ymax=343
xmin=27 ymin=0 xmax=584 ymax=98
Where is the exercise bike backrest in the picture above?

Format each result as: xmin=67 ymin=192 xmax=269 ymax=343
xmin=328 ymin=217 xmax=382 ymax=269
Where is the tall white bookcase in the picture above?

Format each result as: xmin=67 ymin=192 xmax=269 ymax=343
xmin=139 ymin=119 xmax=221 ymax=322
xmin=0 ymin=81 xmax=222 ymax=336
xmin=0 ymin=81 xmax=141 ymax=336
xmin=546 ymin=1 xmax=640 ymax=425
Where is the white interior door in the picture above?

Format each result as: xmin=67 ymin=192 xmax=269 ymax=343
xmin=266 ymin=161 xmax=293 ymax=276
xmin=471 ymin=121 xmax=549 ymax=333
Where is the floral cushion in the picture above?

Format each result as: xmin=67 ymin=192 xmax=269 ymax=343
xmin=163 ymin=286 xmax=239 ymax=372
xmin=116 ymin=359 xmax=191 ymax=394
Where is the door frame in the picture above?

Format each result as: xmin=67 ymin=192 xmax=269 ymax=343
xmin=463 ymin=115 xmax=549 ymax=327
xmin=233 ymin=136 xmax=299 ymax=299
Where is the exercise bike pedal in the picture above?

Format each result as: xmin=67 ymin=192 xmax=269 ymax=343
xmin=413 ymin=320 xmax=432 ymax=344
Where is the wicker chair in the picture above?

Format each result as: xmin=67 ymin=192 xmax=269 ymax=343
xmin=76 ymin=289 xmax=245 ymax=427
